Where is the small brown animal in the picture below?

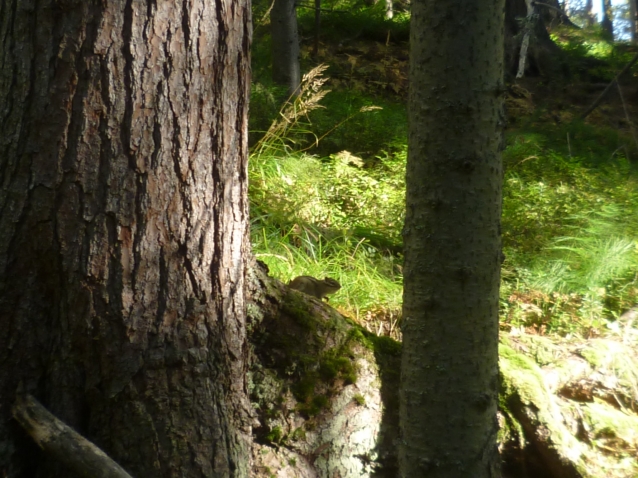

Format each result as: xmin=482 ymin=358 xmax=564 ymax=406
xmin=288 ymin=276 xmax=341 ymax=300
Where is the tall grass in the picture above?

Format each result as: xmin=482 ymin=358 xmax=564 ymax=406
xmin=533 ymin=205 xmax=638 ymax=292
xmin=249 ymin=66 xmax=403 ymax=333
xmin=248 ymin=50 xmax=638 ymax=340
xmin=501 ymin=129 xmax=638 ymax=336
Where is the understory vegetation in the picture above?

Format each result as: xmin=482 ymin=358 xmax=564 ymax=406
xmin=248 ymin=10 xmax=638 ymax=340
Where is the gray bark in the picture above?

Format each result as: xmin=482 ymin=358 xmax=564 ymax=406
xmin=0 ymin=0 xmax=252 ymax=476
xmin=271 ymin=0 xmax=301 ymax=96
xmin=247 ymin=270 xmax=402 ymax=477
xmin=401 ymin=0 xmax=505 ymax=476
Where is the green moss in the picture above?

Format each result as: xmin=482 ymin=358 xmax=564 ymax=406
xmin=500 ymin=342 xmax=590 ymax=472
xmin=296 ymin=394 xmax=329 ymax=416
xmin=353 ymin=393 xmax=366 ymax=406
xmin=499 ymin=343 xmax=548 ymax=403
xmin=343 ymin=369 xmax=357 ymax=384
xmin=291 ymin=344 xmax=359 ymax=415
xmin=580 ymin=342 xmax=611 ymax=368
xmin=264 ymin=407 xmax=279 ymax=418
xmin=347 ymin=325 xmax=401 ymax=356
xmin=265 ymin=426 xmax=283 ymax=444
xmin=347 ymin=327 xmax=367 ymax=343
xmin=281 ymin=292 xmax=319 ymax=333
xmin=312 ymin=394 xmax=329 ymax=409
xmin=583 ymin=401 xmax=638 ymax=447
xmin=257 ymin=295 xmax=382 ymax=420
xmin=292 ymin=376 xmax=317 ymax=403
xmin=245 ymin=302 xmax=264 ymax=330
xmin=288 ymin=457 xmax=297 ymax=467
xmin=367 ymin=334 xmax=402 ymax=356
xmin=290 ymin=427 xmax=306 ymax=441
xmin=497 ymin=405 xmax=526 ymax=450
xmin=319 ymin=349 xmax=357 ymax=383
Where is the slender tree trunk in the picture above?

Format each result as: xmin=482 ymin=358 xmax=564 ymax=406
xmin=271 ymin=0 xmax=301 ymax=96
xmin=630 ymin=0 xmax=638 ymax=43
xmin=517 ymin=0 xmax=536 ymax=78
xmin=585 ymin=0 xmax=595 ymax=25
xmin=602 ymin=0 xmax=614 ymax=39
xmin=314 ymin=0 xmax=321 ymax=59
xmin=400 ymin=0 xmax=504 ymax=476
xmin=0 ymin=1 xmax=252 ymax=477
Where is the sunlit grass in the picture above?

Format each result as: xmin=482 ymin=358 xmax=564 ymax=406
xmin=248 ymin=34 xmax=638 ymax=339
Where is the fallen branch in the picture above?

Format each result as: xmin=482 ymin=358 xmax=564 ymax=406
xmin=12 ymin=393 xmax=133 ymax=478
xmin=580 ymin=52 xmax=638 ymax=120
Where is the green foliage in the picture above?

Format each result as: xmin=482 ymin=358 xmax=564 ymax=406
xmin=552 ymin=26 xmax=614 ymax=60
xmin=536 ymin=206 xmax=638 ymax=291
xmin=551 ymin=25 xmax=638 ymax=81
xmin=252 ymin=65 xmax=332 ymax=157
xmin=249 ymin=19 xmax=638 ymax=339
xmin=296 ymin=1 xmax=410 ymax=43
xmin=251 ymin=64 xmax=402 ymax=157
xmin=250 ymin=149 xmax=404 ymax=316
xmin=501 ymin=126 xmax=638 ymax=335
xmin=249 ymin=82 xmax=289 ymax=148
xmin=307 ymin=92 xmax=408 ymax=156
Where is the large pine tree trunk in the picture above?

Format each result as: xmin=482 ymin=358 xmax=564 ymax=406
xmin=0 ymin=1 xmax=252 ymax=476
xmin=400 ymin=0 xmax=504 ymax=476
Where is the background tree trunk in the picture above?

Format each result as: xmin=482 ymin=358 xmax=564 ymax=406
xmin=586 ymin=0 xmax=595 ymax=25
xmin=271 ymin=0 xmax=301 ymax=95
xmin=400 ymin=0 xmax=504 ymax=476
xmin=314 ymin=0 xmax=322 ymax=60
xmin=602 ymin=0 xmax=614 ymax=39
xmin=630 ymin=0 xmax=637 ymax=43
xmin=0 ymin=1 xmax=252 ymax=476
xmin=505 ymin=0 xmax=566 ymax=78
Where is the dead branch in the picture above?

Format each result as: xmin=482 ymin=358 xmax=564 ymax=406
xmin=581 ymin=52 xmax=638 ymax=120
xmin=12 ymin=393 xmax=133 ymax=478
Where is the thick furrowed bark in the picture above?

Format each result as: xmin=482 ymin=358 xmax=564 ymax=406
xmin=0 ymin=1 xmax=252 ymax=476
